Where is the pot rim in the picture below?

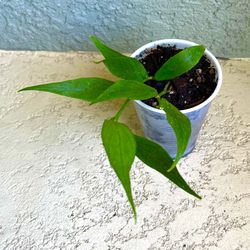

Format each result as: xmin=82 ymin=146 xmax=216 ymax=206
xmin=131 ymin=39 xmax=223 ymax=114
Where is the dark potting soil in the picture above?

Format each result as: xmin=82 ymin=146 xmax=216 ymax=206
xmin=138 ymin=45 xmax=217 ymax=110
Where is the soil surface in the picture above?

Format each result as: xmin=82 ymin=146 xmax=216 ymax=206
xmin=138 ymin=45 xmax=217 ymax=110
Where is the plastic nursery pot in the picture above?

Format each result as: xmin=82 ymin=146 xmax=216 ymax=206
xmin=132 ymin=39 xmax=223 ymax=158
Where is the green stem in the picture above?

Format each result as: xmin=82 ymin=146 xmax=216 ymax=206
xmin=157 ymin=81 xmax=171 ymax=98
xmin=113 ymin=99 xmax=130 ymax=122
xmin=143 ymin=76 xmax=154 ymax=83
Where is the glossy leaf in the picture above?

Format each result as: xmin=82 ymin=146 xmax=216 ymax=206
xmin=159 ymin=98 xmax=191 ymax=172
xmin=92 ymin=79 xmax=157 ymax=103
xmin=102 ymin=119 xmax=137 ymax=219
xmin=155 ymin=45 xmax=205 ymax=81
xmin=134 ymin=135 xmax=200 ymax=199
xmin=91 ymin=36 xmax=148 ymax=81
xmin=19 ymin=78 xmax=114 ymax=102
xmin=90 ymin=35 xmax=123 ymax=59
xmin=104 ymin=57 xmax=148 ymax=81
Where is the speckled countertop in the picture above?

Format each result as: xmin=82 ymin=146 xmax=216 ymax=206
xmin=0 ymin=51 xmax=249 ymax=250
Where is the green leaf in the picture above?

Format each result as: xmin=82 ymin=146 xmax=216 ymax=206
xmin=102 ymin=119 xmax=137 ymax=220
xmin=18 ymin=78 xmax=114 ymax=102
xmin=90 ymin=35 xmax=123 ymax=59
xmin=155 ymin=45 xmax=205 ymax=81
xmin=92 ymin=79 xmax=157 ymax=104
xmin=134 ymin=135 xmax=201 ymax=199
xmin=159 ymin=98 xmax=191 ymax=172
xmin=103 ymin=57 xmax=148 ymax=81
xmin=90 ymin=36 xmax=148 ymax=81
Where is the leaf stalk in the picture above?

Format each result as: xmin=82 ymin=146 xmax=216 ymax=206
xmin=113 ymin=99 xmax=130 ymax=121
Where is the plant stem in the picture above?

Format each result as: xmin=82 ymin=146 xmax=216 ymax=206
xmin=143 ymin=76 xmax=154 ymax=83
xmin=157 ymin=81 xmax=171 ymax=98
xmin=113 ymin=99 xmax=130 ymax=122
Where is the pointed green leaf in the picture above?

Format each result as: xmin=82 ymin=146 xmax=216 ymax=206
xmin=155 ymin=45 xmax=205 ymax=81
xmin=134 ymin=135 xmax=200 ymax=199
xmin=90 ymin=36 xmax=148 ymax=81
xmin=93 ymin=80 xmax=157 ymax=103
xmin=102 ymin=119 xmax=137 ymax=219
xmin=90 ymin=35 xmax=123 ymax=59
xmin=159 ymin=98 xmax=191 ymax=172
xmin=18 ymin=78 xmax=114 ymax=102
xmin=103 ymin=57 xmax=148 ymax=81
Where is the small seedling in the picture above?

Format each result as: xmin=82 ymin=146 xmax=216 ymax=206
xmin=19 ymin=36 xmax=205 ymax=221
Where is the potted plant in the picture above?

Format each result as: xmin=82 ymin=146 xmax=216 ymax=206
xmin=132 ymin=39 xmax=222 ymax=158
xmin=19 ymin=36 xmax=222 ymax=221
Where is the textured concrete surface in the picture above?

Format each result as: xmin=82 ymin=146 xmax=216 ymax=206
xmin=0 ymin=51 xmax=250 ymax=250
xmin=0 ymin=0 xmax=250 ymax=57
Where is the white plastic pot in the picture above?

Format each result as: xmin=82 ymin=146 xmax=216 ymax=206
xmin=132 ymin=39 xmax=223 ymax=157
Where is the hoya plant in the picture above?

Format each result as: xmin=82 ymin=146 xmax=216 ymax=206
xmin=19 ymin=36 xmax=205 ymax=221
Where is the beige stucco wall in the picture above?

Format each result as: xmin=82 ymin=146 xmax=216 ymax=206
xmin=0 ymin=51 xmax=249 ymax=249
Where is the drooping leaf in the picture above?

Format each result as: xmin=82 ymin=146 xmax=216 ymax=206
xmin=18 ymin=78 xmax=114 ymax=102
xmin=102 ymin=119 xmax=137 ymax=219
xmin=159 ymin=98 xmax=191 ymax=172
xmin=134 ymin=135 xmax=200 ymax=199
xmin=90 ymin=35 xmax=123 ymax=59
xmin=92 ymin=79 xmax=157 ymax=104
xmin=90 ymin=36 xmax=148 ymax=81
xmin=155 ymin=45 xmax=205 ymax=81
xmin=103 ymin=57 xmax=148 ymax=81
